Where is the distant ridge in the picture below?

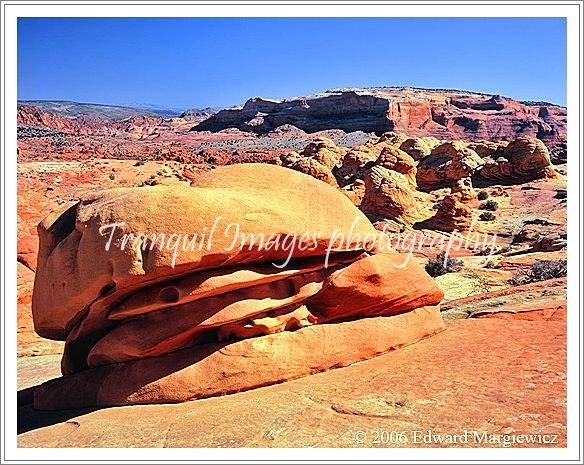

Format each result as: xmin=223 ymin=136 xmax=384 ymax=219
xmin=17 ymin=100 xmax=176 ymax=120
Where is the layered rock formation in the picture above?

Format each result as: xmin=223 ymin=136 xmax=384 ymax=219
xmin=32 ymin=164 xmax=445 ymax=409
xmin=473 ymin=136 xmax=558 ymax=186
xmin=360 ymin=166 xmax=420 ymax=225
xmin=334 ymin=145 xmax=378 ymax=187
xmin=415 ymin=194 xmax=474 ymax=232
xmin=279 ymin=135 xmax=422 ymax=225
xmin=17 ymin=106 xmax=113 ymax=136
xmin=451 ymin=177 xmax=479 ymax=207
xmin=179 ymin=107 xmax=216 ymax=120
xmin=191 ymin=87 xmax=566 ymax=147
xmin=416 ymin=141 xmax=485 ymax=191
xmin=467 ymin=140 xmax=508 ymax=158
xmin=374 ymin=145 xmax=417 ymax=188
xmin=399 ymin=136 xmax=440 ymax=160
xmin=279 ymin=137 xmax=345 ymax=186
xmin=276 ymin=132 xmax=563 ymax=235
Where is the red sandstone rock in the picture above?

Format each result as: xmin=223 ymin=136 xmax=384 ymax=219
xmin=374 ymin=145 xmax=417 ymax=188
xmin=415 ymin=193 xmax=474 ymax=232
xmin=87 ymin=255 xmax=361 ymax=367
xmin=334 ymin=146 xmax=378 ymax=187
xmin=299 ymin=137 xmax=346 ymax=168
xmin=417 ymin=141 xmax=484 ymax=191
xmin=33 ymin=306 xmax=445 ymax=410
xmin=17 ymin=263 xmax=64 ymax=357
xmin=474 ymin=136 xmax=558 ymax=185
xmin=31 ymin=162 xmax=445 ymax=409
xmin=468 ymin=140 xmax=508 ymax=158
xmin=190 ymin=88 xmax=566 ymax=148
xmin=17 ymin=234 xmax=38 ymax=271
xmin=360 ymin=166 xmax=420 ymax=225
xmin=279 ymin=138 xmax=345 ymax=186
xmin=32 ymin=164 xmax=378 ymax=342
xmin=19 ymin=318 xmax=566 ymax=447
xmin=19 ymin=104 xmax=567 ymax=419
xmin=399 ymin=136 xmax=436 ymax=160
xmin=287 ymin=156 xmax=338 ymax=186
xmin=378 ymin=131 xmax=409 ymax=146
xmin=451 ymin=177 xmax=479 ymax=207
xmin=307 ymin=252 xmax=444 ymax=321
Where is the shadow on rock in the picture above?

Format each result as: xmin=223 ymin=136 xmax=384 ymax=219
xmin=17 ymin=386 xmax=100 ymax=434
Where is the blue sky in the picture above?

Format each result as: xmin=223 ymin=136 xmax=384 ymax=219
xmin=18 ymin=17 xmax=567 ymax=109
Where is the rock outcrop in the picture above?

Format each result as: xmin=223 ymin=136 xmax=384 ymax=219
xmin=32 ymin=164 xmax=444 ymax=409
xmin=280 ymin=137 xmax=423 ymax=225
xmin=399 ymin=136 xmax=439 ymax=160
xmin=415 ymin=193 xmax=474 ymax=232
xmin=179 ymin=107 xmax=217 ymax=120
xmin=360 ymin=166 xmax=420 ymax=225
xmin=20 ymin=318 xmax=567 ymax=448
xmin=416 ymin=141 xmax=485 ymax=191
xmin=334 ymin=145 xmax=378 ymax=187
xmin=190 ymin=87 xmax=566 ymax=148
xmin=467 ymin=140 xmax=508 ymax=158
xmin=374 ymin=145 xmax=417 ymax=189
xmin=279 ymin=137 xmax=345 ymax=186
xmin=17 ymin=106 xmax=113 ymax=136
xmin=473 ymin=136 xmax=558 ymax=186
xmin=450 ymin=177 xmax=479 ymax=207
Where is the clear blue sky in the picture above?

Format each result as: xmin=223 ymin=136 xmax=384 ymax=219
xmin=18 ymin=17 xmax=567 ymax=109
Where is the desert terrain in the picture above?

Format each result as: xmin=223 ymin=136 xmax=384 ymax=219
xmin=16 ymin=87 xmax=567 ymax=447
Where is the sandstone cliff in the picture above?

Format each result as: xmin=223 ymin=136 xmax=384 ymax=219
xmin=191 ymin=87 xmax=566 ymax=147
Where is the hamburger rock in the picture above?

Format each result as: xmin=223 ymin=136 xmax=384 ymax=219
xmin=32 ymin=164 xmax=445 ymax=409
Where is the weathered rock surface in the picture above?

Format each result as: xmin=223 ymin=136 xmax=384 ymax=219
xmin=280 ymin=137 xmax=425 ymax=225
xmin=32 ymin=163 xmax=445 ymax=409
xmin=474 ymin=136 xmax=558 ymax=186
xmin=378 ymin=131 xmax=409 ymax=146
xmin=191 ymin=88 xmax=566 ymax=148
xmin=531 ymin=232 xmax=567 ymax=252
xmin=32 ymin=164 xmax=377 ymax=342
xmin=297 ymin=137 xmax=345 ymax=167
xmin=441 ymin=277 xmax=566 ymax=321
xmin=415 ymin=193 xmax=474 ymax=232
xmin=399 ymin=136 xmax=438 ymax=160
xmin=307 ymin=253 xmax=443 ymax=321
xmin=34 ymin=307 xmax=445 ymax=410
xmin=279 ymin=137 xmax=344 ymax=186
xmin=179 ymin=107 xmax=217 ymax=119
xmin=18 ymin=318 xmax=566 ymax=447
xmin=451 ymin=177 xmax=479 ymax=207
xmin=334 ymin=145 xmax=378 ymax=187
xmin=417 ymin=141 xmax=485 ymax=191
xmin=18 ymin=106 xmax=113 ymax=136
xmin=18 ymin=93 xmax=567 ymax=434
xmin=17 ymin=263 xmax=65 ymax=357
xmin=360 ymin=166 xmax=420 ymax=225
xmin=374 ymin=145 xmax=417 ymax=188
xmin=468 ymin=140 xmax=508 ymax=158
xmin=285 ymin=156 xmax=338 ymax=186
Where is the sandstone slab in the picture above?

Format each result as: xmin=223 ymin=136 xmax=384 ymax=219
xmin=18 ymin=319 xmax=566 ymax=448
xmin=34 ymin=307 xmax=445 ymax=410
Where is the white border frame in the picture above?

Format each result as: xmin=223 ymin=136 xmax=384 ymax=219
xmin=1 ymin=1 xmax=582 ymax=463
